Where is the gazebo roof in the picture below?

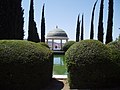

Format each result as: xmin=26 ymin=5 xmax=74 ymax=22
xmin=46 ymin=27 xmax=68 ymax=39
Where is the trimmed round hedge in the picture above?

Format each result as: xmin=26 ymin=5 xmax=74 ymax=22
xmin=62 ymin=41 xmax=75 ymax=52
xmin=107 ymin=41 xmax=120 ymax=65
xmin=65 ymin=40 xmax=119 ymax=89
xmin=0 ymin=40 xmax=53 ymax=90
xmin=39 ymin=42 xmax=50 ymax=48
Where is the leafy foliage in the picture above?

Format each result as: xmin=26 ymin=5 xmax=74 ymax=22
xmin=39 ymin=42 xmax=50 ymax=48
xmin=107 ymin=41 xmax=120 ymax=65
xmin=81 ymin=14 xmax=84 ymax=40
xmin=0 ymin=0 xmax=24 ymax=39
xmin=98 ymin=0 xmax=104 ymax=43
xmin=28 ymin=0 xmax=40 ymax=43
xmin=65 ymin=40 xmax=119 ymax=89
xmin=90 ymin=0 xmax=98 ymax=39
xmin=116 ymin=34 xmax=120 ymax=41
xmin=76 ymin=14 xmax=80 ymax=42
xmin=106 ymin=0 xmax=113 ymax=44
xmin=62 ymin=41 xmax=75 ymax=52
xmin=0 ymin=40 xmax=53 ymax=89
xmin=41 ymin=4 xmax=45 ymax=42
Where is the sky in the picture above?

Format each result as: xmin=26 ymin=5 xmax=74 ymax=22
xmin=22 ymin=0 xmax=120 ymax=42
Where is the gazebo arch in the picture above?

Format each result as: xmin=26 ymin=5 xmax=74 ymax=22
xmin=46 ymin=27 xmax=69 ymax=50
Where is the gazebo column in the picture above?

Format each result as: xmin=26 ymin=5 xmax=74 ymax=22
xmin=66 ymin=39 xmax=68 ymax=42
xmin=46 ymin=39 xmax=48 ymax=44
xmin=60 ymin=39 xmax=62 ymax=50
xmin=52 ymin=39 xmax=54 ymax=50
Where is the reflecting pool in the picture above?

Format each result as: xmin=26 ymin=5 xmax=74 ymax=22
xmin=53 ymin=54 xmax=67 ymax=75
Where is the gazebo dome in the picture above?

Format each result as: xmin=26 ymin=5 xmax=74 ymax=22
xmin=46 ymin=26 xmax=69 ymax=50
xmin=47 ymin=27 xmax=68 ymax=39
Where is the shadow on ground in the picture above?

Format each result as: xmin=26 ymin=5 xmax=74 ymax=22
xmin=42 ymin=78 xmax=64 ymax=90
xmin=42 ymin=78 xmax=120 ymax=90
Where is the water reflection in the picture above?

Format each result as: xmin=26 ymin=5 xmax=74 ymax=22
xmin=54 ymin=57 xmax=64 ymax=65
xmin=53 ymin=54 xmax=67 ymax=75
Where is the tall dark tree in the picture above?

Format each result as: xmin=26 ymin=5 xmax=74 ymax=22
xmin=81 ymin=14 xmax=84 ymax=40
xmin=28 ymin=0 xmax=40 ymax=42
xmin=0 ymin=0 xmax=7 ymax=39
xmin=90 ymin=0 xmax=98 ymax=39
xmin=41 ymin=4 xmax=45 ymax=42
xmin=105 ymin=0 xmax=113 ymax=44
xmin=14 ymin=0 xmax=24 ymax=39
xmin=76 ymin=14 xmax=80 ymax=42
xmin=98 ymin=0 xmax=104 ymax=43
xmin=0 ymin=0 xmax=24 ymax=39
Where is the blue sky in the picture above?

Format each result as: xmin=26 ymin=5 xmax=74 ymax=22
xmin=22 ymin=0 xmax=120 ymax=41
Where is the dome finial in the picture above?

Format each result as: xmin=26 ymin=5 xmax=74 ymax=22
xmin=56 ymin=25 xmax=58 ymax=28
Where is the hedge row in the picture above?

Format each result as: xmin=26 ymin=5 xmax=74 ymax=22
xmin=0 ymin=40 xmax=53 ymax=90
xmin=107 ymin=41 xmax=120 ymax=65
xmin=62 ymin=41 xmax=75 ymax=52
xmin=65 ymin=40 xmax=120 ymax=89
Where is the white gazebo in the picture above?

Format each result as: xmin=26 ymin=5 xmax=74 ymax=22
xmin=46 ymin=27 xmax=69 ymax=50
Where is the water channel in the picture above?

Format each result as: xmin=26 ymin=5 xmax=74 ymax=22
xmin=53 ymin=54 xmax=67 ymax=75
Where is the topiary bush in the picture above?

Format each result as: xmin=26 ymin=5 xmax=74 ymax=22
xmin=65 ymin=40 xmax=119 ymax=89
xmin=107 ymin=41 xmax=120 ymax=65
xmin=62 ymin=41 xmax=75 ymax=52
xmin=0 ymin=40 xmax=53 ymax=90
xmin=39 ymin=42 xmax=50 ymax=48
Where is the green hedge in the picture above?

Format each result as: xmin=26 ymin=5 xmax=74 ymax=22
xmin=39 ymin=42 xmax=50 ymax=48
xmin=62 ymin=41 xmax=75 ymax=52
xmin=0 ymin=40 xmax=53 ymax=90
xmin=65 ymin=40 xmax=119 ymax=89
xmin=107 ymin=41 xmax=120 ymax=65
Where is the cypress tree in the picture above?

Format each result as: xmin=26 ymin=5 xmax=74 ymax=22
xmin=98 ymin=0 xmax=104 ymax=43
xmin=41 ymin=4 xmax=45 ymax=42
xmin=0 ymin=0 xmax=24 ymax=39
xmin=14 ymin=0 xmax=24 ymax=39
xmin=81 ymin=14 xmax=84 ymax=40
xmin=28 ymin=0 xmax=40 ymax=42
xmin=90 ymin=0 xmax=98 ymax=39
xmin=105 ymin=0 xmax=113 ymax=44
xmin=76 ymin=14 xmax=80 ymax=42
xmin=0 ymin=0 xmax=7 ymax=39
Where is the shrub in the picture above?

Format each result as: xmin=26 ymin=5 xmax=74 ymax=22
xmin=0 ymin=40 xmax=53 ymax=90
xmin=107 ymin=41 xmax=120 ymax=65
xmin=65 ymin=40 xmax=119 ymax=89
xmin=39 ymin=42 xmax=50 ymax=48
xmin=62 ymin=41 xmax=75 ymax=52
